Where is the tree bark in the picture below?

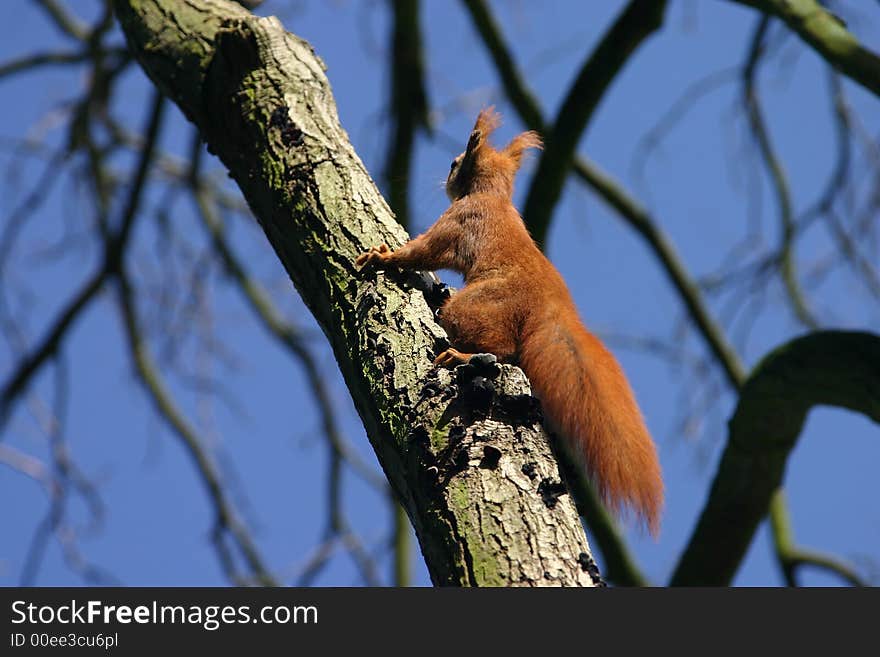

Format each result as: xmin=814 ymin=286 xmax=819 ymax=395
xmin=114 ymin=0 xmax=600 ymax=586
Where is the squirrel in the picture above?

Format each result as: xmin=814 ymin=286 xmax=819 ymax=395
xmin=357 ymin=108 xmax=663 ymax=535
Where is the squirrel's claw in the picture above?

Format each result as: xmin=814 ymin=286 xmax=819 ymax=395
xmin=356 ymin=243 xmax=391 ymax=268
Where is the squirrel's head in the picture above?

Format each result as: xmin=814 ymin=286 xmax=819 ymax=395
xmin=446 ymin=107 xmax=543 ymax=201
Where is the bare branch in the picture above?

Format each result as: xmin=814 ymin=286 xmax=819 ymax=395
xmin=115 ymin=270 xmax=276 ymax=586
xmin=0 ymin=90 xmax=165 ymax=431
xmin=671 ymin=331 xmax=880 ymax=585
xmin=383 ymin=0 xmax=430 ymax=230
xmin=768 ymin=491 xmax=866 ymax=586
xmin=33 ymin=0 xmax=89 ymax=41
xmin=522 ymin=0 xmax=668 ymax=246
xmin=188 ymin=142 xmax=386 ymax=493
xmin=0 ymin=270 xmax=105 ymax=431
xmin=726 ymin=0 xmax=880 ymax=98
xmin=742 ymin=17 xmax=818 ymax=328
xmin=0 ymin=50 xmax=91 ymax=79
xmin=392 ymin=502 xmax=411 ymax=586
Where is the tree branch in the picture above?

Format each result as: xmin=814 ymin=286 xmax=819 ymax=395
xmin=742 ymin=17 xmax=818 ymax=328
xmin=188 ymin=137 xmax=385 ymax=493
xmin=671 ymin=330 xmax=880 ymax=585
xmin=33 ymin=0 xmax=89 ymax=41
xmin=115 ymin=270 xmax=276 ymax=586
xmin=0 ymin=270 xmax=105 ymax=430
xmin=0 ymin=50 xmax=92 ymax=79
xmin=522 ymin=0 xmax=668 ymax=246
xmin=115 ymin=0 xmax=601 ymax=586
xmin=384 ymin=0 xmax=429 ymax=230
xmin=768 ymin=490 xmax=865 ymax=586
xmin=726 ymin=0 xmax=880 ymax=98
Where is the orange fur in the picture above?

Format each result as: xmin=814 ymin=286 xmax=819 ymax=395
xmin=357 ymin=108 xmax=663 ymax=534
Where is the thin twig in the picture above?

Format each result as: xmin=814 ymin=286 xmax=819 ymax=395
xmin=769 ymin=490 xmax=865 ymax=586
xmin=0 ymin=50 xmax=91 ymax=79
xmin=115 ymin=270 xmax=276 ymax=586
xmin=33 ymin=0 xmax=89 ymax=41
xmin=742 ymin=17 xmax=818 ymax=328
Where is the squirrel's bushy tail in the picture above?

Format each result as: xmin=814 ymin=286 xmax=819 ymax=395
xmin=520 ymin=318 xmax=663 ymax=535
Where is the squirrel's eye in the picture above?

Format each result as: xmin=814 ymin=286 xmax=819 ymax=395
xmin=449 ymin=160 xmax=457 ymax=171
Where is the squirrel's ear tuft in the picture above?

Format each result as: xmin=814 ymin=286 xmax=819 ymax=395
xmin=466 ymin=106 xmax=501 ymax=155
xmin=503 ymin=131 xmax=543 ymax=167
xmin=473 ymin=106 xmax=501 ymax=136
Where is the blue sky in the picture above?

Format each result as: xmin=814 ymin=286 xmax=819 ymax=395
xmin=1 ymin=1 xmax=878 ymax=586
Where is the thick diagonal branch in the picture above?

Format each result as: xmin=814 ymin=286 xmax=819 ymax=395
xmin=115 ymin=0 xmax=600 ymax=586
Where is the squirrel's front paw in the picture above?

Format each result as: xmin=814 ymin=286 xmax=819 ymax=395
xmin=356 ymin=243 xmax=391 ymax=268
xmin=434 ymin=348 xmax=474 ymax=368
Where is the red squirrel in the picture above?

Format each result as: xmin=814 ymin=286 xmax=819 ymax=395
xmin=357 ymin=108 xmax=663 ymax=534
